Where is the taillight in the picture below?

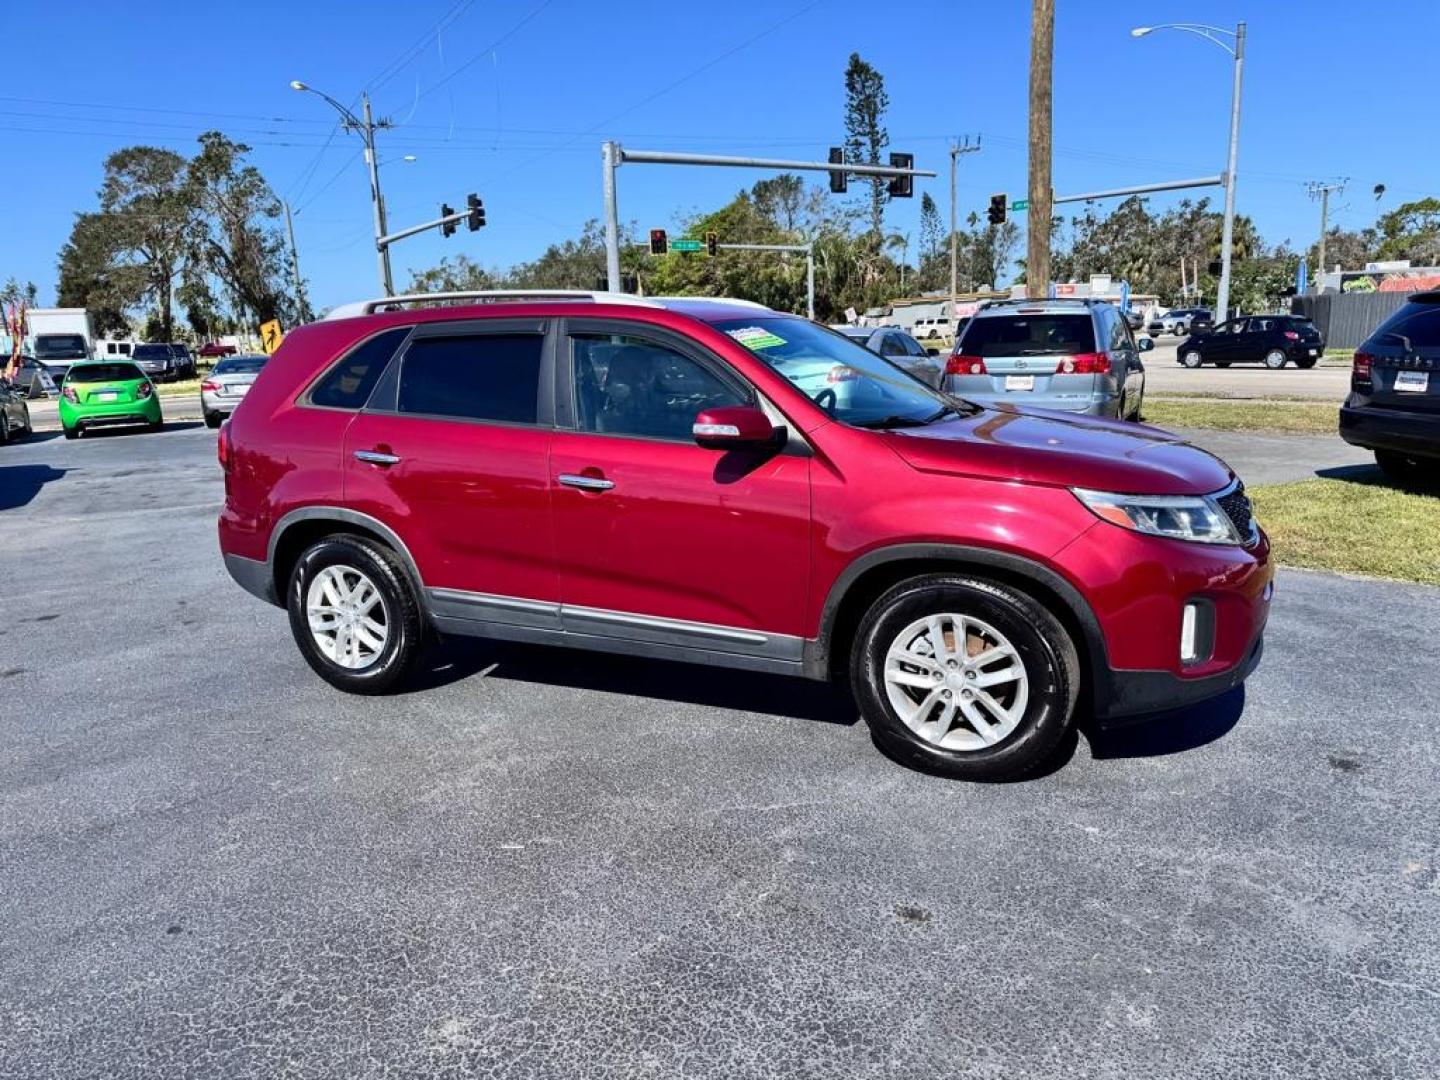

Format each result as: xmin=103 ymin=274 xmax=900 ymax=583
xmin=1352 ymin=350 xmax=1374 ymax=389
xmin=1283 ymin=330 xmax=1299 ymax=341
xmin=946 ymin=354 xmax=988 ymax=376
xmin=201 ymin=380 xmax=221 ymax=392
xmin=1056 ymin=352 xmax=1111 ymax=375
xmin=136 ymin=382 xmax=153 ymax=398
xmin=217 ymin=422 xmax=232 ymax=468
xmin=826 ymin=365 xmax=858 ymax=383
xmin=62 ymin=387 xmax=78 ymax=403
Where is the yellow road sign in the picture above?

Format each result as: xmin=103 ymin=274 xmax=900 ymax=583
xmin=260 ymin=319 xmax=284 ymax=355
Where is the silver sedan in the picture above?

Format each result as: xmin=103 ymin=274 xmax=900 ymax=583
xmin=200 ymin=354 xmax=269 ymax=428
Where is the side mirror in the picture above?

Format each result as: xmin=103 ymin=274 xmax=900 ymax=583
xmin=693 ymin=405 xmax=779 ymax=450
xmin=1137 ymin=336 xmax=1154 ymax=352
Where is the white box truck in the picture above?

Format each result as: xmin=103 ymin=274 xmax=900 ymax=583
xmin=27 ymin=308 xmax=96 ymax=384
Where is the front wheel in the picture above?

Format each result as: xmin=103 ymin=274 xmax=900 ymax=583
xmin=63 ymin=425 xmax=79 ymax=440
xmin=1181 ymin=350 xmax=1204 ymax=369
xmin=287 ymin=534 xmax=426 ymax=694
xmin=1264 ymin=350 xmax=1287 ymax=369
xmin=1294 ymin=356 xmax=1317 ymax=370
xmin=850 ymin=575 xmax=1080 ymax=781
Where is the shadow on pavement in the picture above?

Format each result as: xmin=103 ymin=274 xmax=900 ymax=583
xmin=76 ymin=421 xmax=206 ymax=439
xmin=1082 ymin=685 xmax=1246 ymax=759
xmin=1315 ymin=462 xmax=1383 ymax=483
xmin=410 ymin=636 xmax=858 ymax=726
xmin=0 ymin=463 xmax=69 ymax=510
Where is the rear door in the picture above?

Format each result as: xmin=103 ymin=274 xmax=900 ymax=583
xmin=341 ymin=318 xmax=560 ymax=616
xmin=549 ymin=319 xmax=811 ymax=650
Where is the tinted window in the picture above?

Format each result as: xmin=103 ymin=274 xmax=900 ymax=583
xmin=1107 ymin=310 xmax=1129 ymax=352
xmin=213 ymin=355 xmax=268 ymax=375
xmin=310 ymin=327 xmax=410 ymax=409
xmin=35 ymin=335 xmax=89 ymax=359
xmin=959 ymin=314 xmax=1096 ymax=358
xmin=65 ymin=363 xmax=142 ymax=383
xmin=398 ymin=334 xmax=542 ymax=423
xmin=572 ymin=333 xmax=745 ymax=440
xmin=1368 ymin=301 xmax=1440 ymax=349
xmin=879 ymin=334 xmax=906 ymax=357
xmin=131 ymin=344 xmax=170 ymax=359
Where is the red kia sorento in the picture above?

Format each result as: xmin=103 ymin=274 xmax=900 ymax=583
xmin=218 ymin=292 xmax=1272 ymax=781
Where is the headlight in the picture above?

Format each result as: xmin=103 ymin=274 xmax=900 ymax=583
xmin=1072 ymin=487 xmax=1241 ymax=545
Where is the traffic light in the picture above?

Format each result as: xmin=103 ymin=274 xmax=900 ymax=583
xmin=705 ymin=231 xmax=718 ymax=257
xmin=466 ymin=193 xmax=486 ymax=231
xmin=649 ymin=228 xmax=668 ymax=256
xmin=440 ymin=203 xmax=456 ymax=238
xmin=987 ymin=194 xmax=1007 ymax=226
xmin=887 ymin=152 xmax=914 ymax=198
xmin=828 ymin=147 xmax=847 ymax=194
xmin=1208 ymin=259 xmax=1223 ymax=276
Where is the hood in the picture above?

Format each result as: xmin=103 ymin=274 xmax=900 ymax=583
xmin=883 ymin=402 xmax=1234 ymax=496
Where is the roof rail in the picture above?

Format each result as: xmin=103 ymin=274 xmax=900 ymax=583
xmin=981 ymin=295 xmax=1102 ymax=309
xmin=647 ymin=295 xmax=773 ymax=311
xmin=322 ymin=290 xmax=663 ymax=321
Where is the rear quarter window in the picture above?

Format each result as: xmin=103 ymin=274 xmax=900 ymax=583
xmin=309 ymin=328 xmax=411 ymax=409
xmin=397 ymin=334 xmax=543 ymax=424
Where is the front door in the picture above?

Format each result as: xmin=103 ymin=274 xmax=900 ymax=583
xmin=549 ymin=320 xmax=812 ymax=658
xmin=341 ymin=319 xmax=559 ymax=617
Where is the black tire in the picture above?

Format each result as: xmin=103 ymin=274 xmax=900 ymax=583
xmin=1375 ymin=449 xmax=1436 ymax=490
xmin=63 ymin=425 xmax=79 ymax=440
xmin=1181 ymin=350 xmax=1204 ymax=369
xmin=1294 ymin=356 xmax=1317 ymax=370
xmin=287 ymin=534 xmax=425 ymax=695
xmin=850 ymin=574 xmax=1080 ymax=782
xmin=204 ymin=411 xmax=222 ymax=429
xmin=1263 ymin=350 xmax=1287 ymax=370
xmin=148 ymin=416 xmax=164 ymax=431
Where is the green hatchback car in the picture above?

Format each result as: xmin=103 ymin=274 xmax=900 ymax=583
xmin=60 ymin=361 xmax=163 ymax=439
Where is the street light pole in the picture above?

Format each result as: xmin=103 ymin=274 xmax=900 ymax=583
xmin=291 ymin=81 xmax=395 ymax=295
xmin=1131 ymin=21 xmax=1244 ymax=320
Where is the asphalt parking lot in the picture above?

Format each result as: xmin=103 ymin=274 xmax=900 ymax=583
xmin=3 ymin=425 xmax=1438 ymax=1079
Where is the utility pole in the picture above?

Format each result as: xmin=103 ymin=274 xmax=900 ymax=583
xmin=283 ymin=200 xmax=310 ymax=322
xmin=1307 ymin=179 xmax=1347 ymax=291
xmin=1027 ymin=0 xmax=1055 ymax=298
xmin=1216 ymin=22 xmax=1245 ymax=321
xmin=949 ymin=136 xmax=981 ymax=313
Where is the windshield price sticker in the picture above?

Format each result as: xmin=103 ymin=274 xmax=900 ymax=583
xmin=727 ymin=326 xmax=788 ymax=350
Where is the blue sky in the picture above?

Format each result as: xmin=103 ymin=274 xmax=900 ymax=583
xmin=3 ymin=0 xmax=1434 ymax=313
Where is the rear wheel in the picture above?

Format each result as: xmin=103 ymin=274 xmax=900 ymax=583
xmin=204 ymin=411 xmax=222 ymax=429
xmin=850 ymin=574 xmax=1080 ymax=781
xmin=1294 ymin=356 xmax=1317 ymax=370
xmin=1181 ymin=350 xmax=1204 ymax=369
xmin=63 ymin=426 xmax=79 ymax=440
xmin=1264 ymin=350 xmax=1287 ymax=369
xmin=1375 ymin=449 xmax=1436 ymax=489
xmin=287 ymin=534 xmax=425 ymax=694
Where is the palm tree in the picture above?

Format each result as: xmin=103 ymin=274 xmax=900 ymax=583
xmin=887 ymin=232 xmax=910 ymax=292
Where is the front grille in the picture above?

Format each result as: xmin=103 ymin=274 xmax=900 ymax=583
xmin=1216 ymin=483 xmax=1256 ymax=543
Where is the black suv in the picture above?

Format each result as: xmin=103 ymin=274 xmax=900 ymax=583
xmin=1177 ymin=315 xmax=1324 ymax=369
xmin=1340 ymin=292 xmax=1440 ymax=484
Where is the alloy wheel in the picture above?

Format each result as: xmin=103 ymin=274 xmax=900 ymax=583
xmin=305 ymin=564 xmax=389 ymax=670
xmin=882 ymin=613 xmax=1030 ymax=752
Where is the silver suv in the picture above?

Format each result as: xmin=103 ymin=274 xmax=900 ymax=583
xmin=944 ymin=298 xmax=1151 ymax=420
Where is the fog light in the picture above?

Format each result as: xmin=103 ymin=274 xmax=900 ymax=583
xmin=1180 ymin=603 xmax=1200 ymax=663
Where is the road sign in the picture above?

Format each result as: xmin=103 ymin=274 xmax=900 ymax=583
xmin=1010 ymin=199 xmax=1029 ymax=212
xmin=259 ymin=319 xmax=284 ymax=356
xmin=670 ymin=239 xmax=704 ymax=253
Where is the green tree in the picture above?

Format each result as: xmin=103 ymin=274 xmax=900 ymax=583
xmin=1 ymin=278 xmax=38 ymax=306
xmin=1307 ymin=226 xmax=1376 ymax=275
xmin=56 ymin=212 xmax=138 ymax=335
xmin=750 ymin=174 xmax=807 ymax=233
xmin=407 ymin=254 xmax=498 ymax=293
xmin=843 ymin=53 xmax=889 ymax=238
xmin=1375 ymin=197 xmax=1440 ymax=264
xmin=919 ymin=193 xmax=943 ymax=262
xmin=98 ymin=146 xmax=191 ymax=340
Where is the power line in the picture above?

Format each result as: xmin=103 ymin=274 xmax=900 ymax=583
xmin=408 ymin=0 xmax=557 ymax=105
xmin=365 ymin=0 xmax=481 ymax=96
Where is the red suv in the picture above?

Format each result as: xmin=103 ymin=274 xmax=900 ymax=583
xmin=219 ymin=291 xmax=1272 ymax=780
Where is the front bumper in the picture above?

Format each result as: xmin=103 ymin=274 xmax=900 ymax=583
xmin=1095 ymin=631 xmax=1264 ymax=720
xmin=1339 ymin=401 xmax=1440 ymax=459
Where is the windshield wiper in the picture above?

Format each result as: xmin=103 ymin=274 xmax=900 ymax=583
xmin=852 ymin=414 xmax=933 ymax=429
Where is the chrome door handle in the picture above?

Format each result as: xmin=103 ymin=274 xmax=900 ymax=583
xmin=353 ymin=449 xmax=401 ymax=466
xmin=558 ymin=473 xmax=615 ymax=492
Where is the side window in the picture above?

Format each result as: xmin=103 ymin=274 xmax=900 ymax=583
xmin=310 ymin=327 xmax=410 ymax=410
xmin=1249 ymin=318 xmax=1271 ymax=333
xmin=571 ymin=333 xmax=746 ymax=441
xmin=905 ymin=335 xmax=929 ymax=357
xmin=397 ymin=334 xmax=543 ymax=423
xmin=879 ymin=333 xmax=907 ymax=357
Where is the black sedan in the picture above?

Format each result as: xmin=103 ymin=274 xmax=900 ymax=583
xmin=1177 ymin=315 xmax=1324 ymax=369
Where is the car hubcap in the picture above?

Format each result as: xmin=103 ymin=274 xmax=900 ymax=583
xmin=883 ymin=613 xmax=1029 ymax=751
xmin=306 ymin=565 xmax=389 ymax=670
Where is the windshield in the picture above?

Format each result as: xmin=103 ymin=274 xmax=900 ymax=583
xmin=132 ymin=345 xmax=169 ymax=359
xmin=34 ymin=335 xmax=89 ymax=360
xmin=65 ymin=363 xmax=143 ymax=383
xmin=714 ymin=317 xmax=959 ymax=428
xmin=213 ymin=355 xmax=268 ymax=375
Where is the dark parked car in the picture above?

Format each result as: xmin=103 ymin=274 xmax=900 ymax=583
xmin=1340 ymin=291 xmax=1440 ymax=485
xmin=130 ymin=343 xmax=180 ymax=381
xmin=0 ymin=372 xmax=33 ymax=443
xmin=1177 ymin=315 xmax=1324 ymax=369
xmin=219 ymin=290 xmax=1270 ymax=782
xmin=169 ymin=343 xmax=197 ymax=379
xmin=834 ymin=325 xmax=944 ymax=387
